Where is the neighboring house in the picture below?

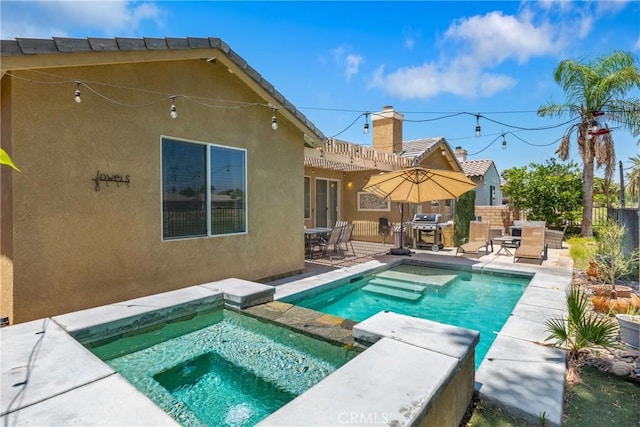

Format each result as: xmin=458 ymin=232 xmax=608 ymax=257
xmin=304 ymin=106 xmax=465 ymax=240
xmin=0 ymin=37 xmax=326 ymax=324
xmin=454 ymin=147 xmax=503 ymax=206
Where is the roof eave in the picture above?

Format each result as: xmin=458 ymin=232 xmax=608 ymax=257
xmin=0 ymin=36 xmax=326 ymax=146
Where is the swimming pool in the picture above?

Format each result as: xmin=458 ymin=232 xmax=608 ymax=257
xmin=281 ymin=263 xmax=531 ymax=369
xmin=85 ymin=308 xmax=358 ymax=426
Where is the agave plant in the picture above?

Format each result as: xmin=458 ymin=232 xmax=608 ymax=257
xmin=545 ymin=286 xmax=619 ymax=364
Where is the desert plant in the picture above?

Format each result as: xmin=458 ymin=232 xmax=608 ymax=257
xmin=593 ymin=219 xmax=639 ymax=293
xmin=545 ymin=286 xmax=619 ymax=365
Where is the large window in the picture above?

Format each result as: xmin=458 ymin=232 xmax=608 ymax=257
xmin=162 ymin=137 xmax=246 ymax=240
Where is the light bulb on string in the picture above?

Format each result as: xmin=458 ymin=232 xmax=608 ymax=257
xmin=170 ymin=96 xmax=177 ymax=119
xmin=271 ymin=108 xmax=278 ymax=130
xmin=363 ymin=113 xmax=369 ymax=134
xmin=501 ymin=134 xmax=507 ymax=150
xmin=74 ymin=81 xmax=81 ymax=103
xmin=474 ymin=114 xmax=481 ymax=138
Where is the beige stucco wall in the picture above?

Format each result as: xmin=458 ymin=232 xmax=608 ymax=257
xmin=1 ymin=58 xmax=306 ymax=323
xmin=305 ymin=146 xmax=463 ymax=232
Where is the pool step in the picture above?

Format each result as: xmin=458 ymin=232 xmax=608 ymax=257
xmin=375 ymin=270 xmax=458 ymax=288
xmin=361 ymin=284 xmax=423 ymax=301
xmin=367 ymin=277 xmax=427 ymax=293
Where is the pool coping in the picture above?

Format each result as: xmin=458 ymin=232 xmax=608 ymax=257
xmin=0 ymin=279 xmax=274 ymax=425
xmin=0 ymin=252 xmax=571 ymax=427
xmin=271 ymin=252 xmax=571 ymax=426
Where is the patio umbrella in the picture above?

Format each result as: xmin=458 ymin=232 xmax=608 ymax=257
xmin=362 ymin=166 xmax=477 ymax=254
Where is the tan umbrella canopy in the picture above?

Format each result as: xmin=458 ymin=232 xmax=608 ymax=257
xmin=363 ymin=167 xmax=476 ymax=254
xmin=363 ymin=167 xmax=476 ymax=204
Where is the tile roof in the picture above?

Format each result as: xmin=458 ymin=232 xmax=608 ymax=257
xmin=399 ymin=137 xmax=445 ymax=162
xmin=459 ymin=159 xmax=494 ymax=177
xmin=0 ymin=36 xmax=326 ymax=144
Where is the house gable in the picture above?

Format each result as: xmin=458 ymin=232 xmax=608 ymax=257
xmin=0 ymin=36 xmax=320 ymax=323
xmin=0 ymin=36 xmax=326 ymax=146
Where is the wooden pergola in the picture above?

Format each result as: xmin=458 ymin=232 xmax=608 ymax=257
xmin=304 ymin=138 xmax=414 ymax=172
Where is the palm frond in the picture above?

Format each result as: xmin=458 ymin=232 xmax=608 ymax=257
xmin=556 ymin=135 xmax=571 ymax=159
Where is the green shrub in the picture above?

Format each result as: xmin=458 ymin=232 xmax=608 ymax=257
xmin=567 ymin=237 xmax=596 ymax=270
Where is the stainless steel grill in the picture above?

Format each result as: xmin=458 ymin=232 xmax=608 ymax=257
xmin=411 ymin=213 xmax=442 ymax=230
xmin=411 ymin=213 xmax=444 ymax=251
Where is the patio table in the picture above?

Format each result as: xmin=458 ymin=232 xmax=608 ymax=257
xmin=304 ymin=227 xmax=332 ymax=259
xmin=493 ymin=236 xmax=521 ymax=256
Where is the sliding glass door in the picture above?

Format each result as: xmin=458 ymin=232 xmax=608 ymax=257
xmin=315 ymin=179 xmax=339 ymax=228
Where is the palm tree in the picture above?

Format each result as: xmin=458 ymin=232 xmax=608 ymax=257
xmin=627 ymin=154 xmax=640 ymax=206
xmin=538 ymin=51 xmax=640 ymax=237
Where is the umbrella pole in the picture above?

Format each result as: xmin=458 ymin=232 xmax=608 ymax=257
xmin=399 ymin=203 xmax=404 ymax=249
xmin=389 ymin=202 xmax=412 ymax=256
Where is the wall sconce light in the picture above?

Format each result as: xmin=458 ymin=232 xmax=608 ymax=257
xmin=271 ymin=108 xmax=278 ymax=130
xmin=170 ymin=96 xmax=177 ymax=119
xmin=474 ymin=114 xmax=481 ymax=138
xmin=74 ymin=81 xmax=82 ymax=103
xmin=347 ymin=180 xmax=353 ymax=188
xmin=441 ymin=147 xmax=446 ymax=156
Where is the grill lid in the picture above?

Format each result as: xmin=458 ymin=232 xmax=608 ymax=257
xmin=412 ymin=213 xmax=441 ymax=223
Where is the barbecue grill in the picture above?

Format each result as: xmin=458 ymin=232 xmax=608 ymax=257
xmin=411 ymin=213 xmax=445 ymax=251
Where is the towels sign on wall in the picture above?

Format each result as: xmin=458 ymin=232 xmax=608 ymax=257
xmin=93 ymin=170 xmax=130 ymax=192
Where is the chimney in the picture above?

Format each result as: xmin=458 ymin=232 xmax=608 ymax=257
xmin=371 ymin=105 xmax=404 ymax=155
xmin=454 ymin=146 xmax=467 ymax=162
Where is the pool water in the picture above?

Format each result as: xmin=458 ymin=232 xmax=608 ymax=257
xmin=283 ymin=264 xmax=530 ymax=369
xmin=86 ymin=309 xmax=357 ymax=426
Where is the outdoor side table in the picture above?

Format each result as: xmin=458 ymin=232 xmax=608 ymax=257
xmin=493 ymin=236 xmax=521 ymax=256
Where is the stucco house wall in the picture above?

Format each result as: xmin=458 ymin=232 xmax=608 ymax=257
xmin=473 ymin=164 xmax=502 ymax=206
xmin=1 ymin=38 xmax=319 ymax=323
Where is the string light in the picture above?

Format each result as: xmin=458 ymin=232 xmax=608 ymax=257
xmin=3 ymin=67 xmax=611 ymax=146
xmin=363 ymin=113 xmax=369 ymax=134
xmin=74 ymin=81 xmax=81 ymax=103
xmin=501 ymin=134 xmax=507 ymax=150
xmin=170 ymin=96 xmax=177 ymax=119
xmin=271 ymin=108 xmax=278 ymax=130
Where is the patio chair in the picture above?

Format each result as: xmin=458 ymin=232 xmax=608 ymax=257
xmin=319 ymin=226 xmax=345 ymax=261
xmin=455 ymin=221 xmax=492 ymax=258
xmin=340 ymin=223 xmax=356 ymax=257
xmin=514 ymin=225 xmax=546 ymax=264
xmin=378 ymin=217 xmax=391 ymax=244
xmin=544 ymin=222 xmax=569 ymax=249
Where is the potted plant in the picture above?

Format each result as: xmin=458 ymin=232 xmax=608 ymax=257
xmin=616 ymin=305 xmax=640 ymax=349
xmin=589 ymin=220 xmax=638 ymax=313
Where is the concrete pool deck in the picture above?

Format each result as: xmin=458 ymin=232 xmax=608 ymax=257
xmin=1 ymin=246 xmax=572 ymax=426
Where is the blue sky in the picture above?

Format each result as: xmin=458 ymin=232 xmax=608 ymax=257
xmin=2 ymin=1 xmax=639 ymax=178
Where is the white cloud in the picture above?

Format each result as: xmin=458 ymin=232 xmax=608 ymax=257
xmin=331 ymin=45 xmax=364 ymax=81
xmin=370 ymin=7 xmax=570 ymax=99
xmin=444 ymin=11 xmax=562 ymax=66
xmin=373 ymin=55 xmax=517 ymax=99
xmin=402 ymin=25 xmax=419 ymax=50
xmin=1 ymin=1 xmax=166 ymax=39
xmin=345 ymin=53 xmax=364 ymax=81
